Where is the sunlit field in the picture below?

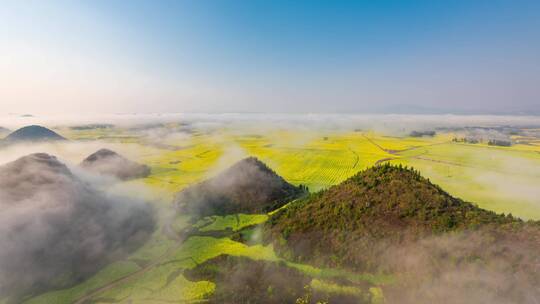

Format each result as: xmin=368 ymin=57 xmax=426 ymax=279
xmin=10 ymin=122 xmax=538 ymax=304
xmin=2 ymin=0 xmax=540 ymax=302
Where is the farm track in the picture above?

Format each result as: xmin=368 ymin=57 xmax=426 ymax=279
xmin=405 ymin=155 xmax=522 ymax=177
xmin=347 ymin=147 xmax=360 ymax=169
xmin=74 ymin=224 xmax=194 ymax=304
xmin=362 ymin=135 xmax=522 ymax=175
xmin=361 ymin=133 xmax=451 ymax=155
xmin=391 ymin=141 xmax=451 ymax=154
xmin=410 ymin=156 xmax=470 ymax=168
xmin=399 ymin=150 xmax=530 ymax=177
xmin=362 ymin=134 xmax=390 ymax=154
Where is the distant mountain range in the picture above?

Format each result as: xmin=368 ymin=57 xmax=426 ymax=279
xmin=369 ymin=104 xmax=540 ymax=115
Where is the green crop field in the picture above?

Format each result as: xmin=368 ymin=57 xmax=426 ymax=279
xmin=196 ymin=214 xmax=269 ymax=232
xmin=19 ymin=124 xmax=540 ymax=304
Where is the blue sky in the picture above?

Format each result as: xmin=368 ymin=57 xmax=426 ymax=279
xmin=1 ymin=0 xmax=539 ymax=114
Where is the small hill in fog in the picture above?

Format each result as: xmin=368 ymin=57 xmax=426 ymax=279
xmin=3 ymin=125 xmax=66 ymax=142
xmin=80 ymin=148 xmax=151 ymax=180
xmin=174 ymin=157 xmax=307 ymax=217
xmin=0 ymin=153 xmax=155 ymax=300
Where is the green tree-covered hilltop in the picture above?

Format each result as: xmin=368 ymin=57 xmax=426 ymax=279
xmin=265 ymin=164 xmax=540 ymax=303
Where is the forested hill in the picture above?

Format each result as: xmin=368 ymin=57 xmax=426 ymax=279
xmin=265 ymin=164 xmax=540 ymax=272
xmin=175 ymin=157 xmax=306 ymax=217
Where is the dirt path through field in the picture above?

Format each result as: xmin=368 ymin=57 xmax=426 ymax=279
xmin=74 ymin=224 xmax=193 ymax=304
xmin=362 ymin=134 xmax=390 ymax=154
xmin=362 ymin=133 xmax=450 ymax=155
xmin=347 ymin=147 xmax=360 ymax=168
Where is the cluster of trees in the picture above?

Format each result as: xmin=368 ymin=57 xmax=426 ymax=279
xmin=409 ymin=130 xmax=436 ymax=137
xmin=452 ymin=137 xmax=480 ymax=144
xmin=487 ymin=139 xmax=512 ymax=146
xmin=452 ymin=137 xmax=512 ymax=146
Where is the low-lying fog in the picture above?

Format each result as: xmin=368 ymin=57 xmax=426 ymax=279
xmin=1 ymin=113 xmax=540 ymax=134
xmin=0 ymin=113 xmax=539 ymax=302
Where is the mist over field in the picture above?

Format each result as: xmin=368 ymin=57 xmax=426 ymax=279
xmin=2 ymin=0 xmax=540 ymax=302
xmin=1 ymin=114 xmax=539 ymax=218
xmin=0 ymin=113 xmax=538 ymax=303
xmin=380 ymin=231 xmax=540 ymax=304
xmin=0 ymin=153 xmax=155 ymax=299
xmin=2 ymin=112 xmax=540 ymax=135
